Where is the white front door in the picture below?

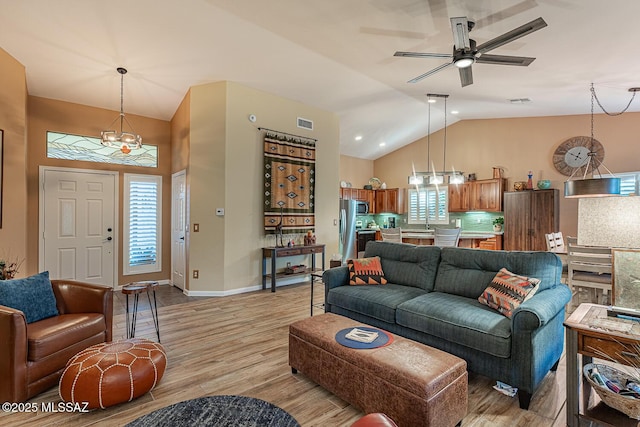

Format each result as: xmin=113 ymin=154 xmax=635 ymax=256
xmin=171 ymin=170 xmax=187 ymax=290
xmin=40 ymin=167 xmax=117 ymax=287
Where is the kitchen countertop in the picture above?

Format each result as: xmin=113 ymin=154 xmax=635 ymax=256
xmin=401 ymin=230 xmax=503 ymax=239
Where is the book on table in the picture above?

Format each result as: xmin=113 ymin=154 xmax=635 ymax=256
xmin=345 ymin=328 xmax=378 ymax=343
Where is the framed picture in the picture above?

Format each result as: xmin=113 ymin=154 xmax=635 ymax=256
xmin=612 ymin=249 xmax=640 ymax=310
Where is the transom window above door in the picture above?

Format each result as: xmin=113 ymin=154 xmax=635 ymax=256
xmin=47 ymin=131 xmax=158 ymax=168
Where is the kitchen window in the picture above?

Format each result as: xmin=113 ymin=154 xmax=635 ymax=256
xmin=617 ymin=172 xmax=640 ymax=195
xmin=407 ymin=186 xmax=449 ymax=225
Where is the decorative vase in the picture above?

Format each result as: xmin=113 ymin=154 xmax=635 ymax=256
xmin=493 ymin=224 xmax=503 ymax=232
xmin=537 ymin=179 xmax=551 ymax=189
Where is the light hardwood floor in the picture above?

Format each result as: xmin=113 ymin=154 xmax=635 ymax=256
xmin=2 ymin=282 xmax=569 ymax=427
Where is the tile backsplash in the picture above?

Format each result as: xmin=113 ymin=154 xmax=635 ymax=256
xmin=358 ymin=212 xmax=503 ymax=231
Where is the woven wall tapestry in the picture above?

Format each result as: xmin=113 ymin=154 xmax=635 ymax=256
xmin=263 ymin=132 xmax=315 ymax=234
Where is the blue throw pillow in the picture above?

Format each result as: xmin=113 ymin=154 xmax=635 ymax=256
xmin=0 ymin=271 xmax=59 ymax=323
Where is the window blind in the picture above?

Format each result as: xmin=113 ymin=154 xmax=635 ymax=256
xmin=124 ymin=174 xmax=162 ymax=275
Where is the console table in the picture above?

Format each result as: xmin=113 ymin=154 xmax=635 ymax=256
xmin=262 ymin=244 xmax=325 ymax=292
xmin=565 ymin=303 xmax=640 ymax=427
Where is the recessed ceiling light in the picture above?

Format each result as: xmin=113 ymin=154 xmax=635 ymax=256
xmin=355 ymin=135 xmax=362 ymax=141
xmin=379 ymin=142 xmax=386 ymax=147
xmin=451 ymin=110 xmax=459 ymax=114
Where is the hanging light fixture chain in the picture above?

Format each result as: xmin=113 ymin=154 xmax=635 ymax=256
xmin=443 ymin=96 xmax=447 ymax=174
xmin=591 ymin=83 xmax=637 ymax=116
xmin=427 ymin=98 xmax=431 ymax=172
xmin=119 ymin=70 xmax=125 ymax=133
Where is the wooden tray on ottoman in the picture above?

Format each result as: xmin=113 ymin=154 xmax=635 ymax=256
xmin=289 ymin=313 xmax=467 ymax=427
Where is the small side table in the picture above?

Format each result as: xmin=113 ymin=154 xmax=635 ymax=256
xmin=310 ymin=271 xmax=325 ymax=316
xmin=122 ymin=281 xmax=161 ymax=342
xmin=565 ymin=303 xmax=640 ymax=426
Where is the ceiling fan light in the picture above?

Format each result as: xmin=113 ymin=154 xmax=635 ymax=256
xmin=454 ymin=56 xmax=474 ymax=68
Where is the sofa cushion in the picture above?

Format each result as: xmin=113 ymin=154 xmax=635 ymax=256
xmin=396 ymin=292 xmax=512 ymax=358
xmin=364 ymin=242 xmax=441 ymax=291
xmin=0 ymin=271 xmax=59 ymax=323
xmin=434 ymin=247 xmax=562 ymax=298
xmin=327 ymin=284 xmax=427 ymax=323
xmin=27 ymin=313 xmax=106 ymax=360
xmin=348 ymin=256 xmax=387 ymax=285
xmin=478 ymin=268 xmax=540 ymax=318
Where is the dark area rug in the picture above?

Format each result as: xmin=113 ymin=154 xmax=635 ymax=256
xmin=126 ymin=395 xmax=300 ymax=427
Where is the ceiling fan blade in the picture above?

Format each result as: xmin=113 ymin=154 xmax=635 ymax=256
xmin=476 ymin=17 xmax=547 ymax=54
xmin=394 ymin=51 xmax=453 ymax=59
xmin=450 ymin=17 xmax=471 ymax=51
xmin=476 ymin=53 xmax=536 ymax=66
xmin=459 ymin=66 xmax=473 ymax=87
xmin=408 ymin=62 xmax=453 ymax=83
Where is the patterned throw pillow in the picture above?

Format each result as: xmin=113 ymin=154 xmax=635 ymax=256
xmin=478 ymin=268 xmax=540 ymax=318
xmin=348 ymin=256 xmax=387 ymax=285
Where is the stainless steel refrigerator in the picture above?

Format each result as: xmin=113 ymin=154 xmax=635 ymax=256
xmin=339 ymin=199 xmax=357 ymax=264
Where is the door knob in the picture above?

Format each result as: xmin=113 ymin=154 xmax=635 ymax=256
xmin=107 ymin=236 xmax=113 ymax=241
xmin=180 ymin=236 xmax=185 ymax=240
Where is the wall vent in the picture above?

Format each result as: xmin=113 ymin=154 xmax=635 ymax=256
xmin=297 ymin=117 xmax=313 ymax=130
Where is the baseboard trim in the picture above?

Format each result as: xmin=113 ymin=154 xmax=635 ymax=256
xmin=183 ymin=276 xmax=310 ymax=297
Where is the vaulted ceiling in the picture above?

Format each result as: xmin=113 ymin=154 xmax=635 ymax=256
xmin=1 ymin=0 xmax=639 ymax=159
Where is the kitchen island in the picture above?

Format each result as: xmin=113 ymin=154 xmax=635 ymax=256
xmin=402 ymin=230 xmax=503 ymax=250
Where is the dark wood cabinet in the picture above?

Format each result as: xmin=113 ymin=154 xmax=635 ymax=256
xmin=448 ymin=179 xmax=504 ymax=212
xmin=375 ymin=188 xmax=405 ymax=214
xmin=504 ymin=189 xmax=559 ymax=251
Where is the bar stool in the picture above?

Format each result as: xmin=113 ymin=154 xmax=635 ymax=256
xmin=121 ymin=281 xmax=161 ymax=342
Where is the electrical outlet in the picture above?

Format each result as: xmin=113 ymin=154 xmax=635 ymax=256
xmin=193 ymin=270 xmax=199 ymax=279
xmin=193 ymin=223 xmax=199 ymax=232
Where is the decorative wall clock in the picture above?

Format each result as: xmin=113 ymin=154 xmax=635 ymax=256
xmin=553 ymin=136 xmax=605 ymax=176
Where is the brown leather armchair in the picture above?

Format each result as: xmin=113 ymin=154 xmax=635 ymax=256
xmin=0 ymin=279 xmax=113 ymax=402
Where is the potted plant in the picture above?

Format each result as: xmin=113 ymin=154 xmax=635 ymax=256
xmin=492 ymin=217 xmax=504 ymax=232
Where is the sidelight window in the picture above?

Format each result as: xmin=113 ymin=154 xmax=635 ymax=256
xmin=123 ymin=174 xmax=162 ymax=275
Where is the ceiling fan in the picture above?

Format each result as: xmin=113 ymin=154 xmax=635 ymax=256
xmin=394 ymin=16 xmax=547 ymax=87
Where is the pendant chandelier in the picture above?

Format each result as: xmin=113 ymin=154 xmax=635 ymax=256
xmin=409 ymin=94 xmax=463 ymax=186
xmin=564 ymin=83 xmax=634 ymax=198
xmin=101 ymin=67 xmax=142 ymax=154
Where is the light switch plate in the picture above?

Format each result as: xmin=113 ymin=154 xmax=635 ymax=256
xmin=216 ymin=208 xmax=225 ymax=216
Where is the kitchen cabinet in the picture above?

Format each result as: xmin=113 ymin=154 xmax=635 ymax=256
xmin=375 ymin=188 xmax=405 ymax=214
xmin=340 ymin=188 xmax=376 ymax=210
xmin=448 ymin=179 xmax=505 ymax=212
xmin=470 ymin=179 xmax=505 ymax=212
xmin=478 ymin=236 xmax=503 ymax=250
xmin=504 ymin=189 xmax=559 ymax=251
xmin=448 ymin=183 xmax=470 ymax=212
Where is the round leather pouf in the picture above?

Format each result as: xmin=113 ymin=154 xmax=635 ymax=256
xmin=59 ymin=338 xmax=167 ymax=409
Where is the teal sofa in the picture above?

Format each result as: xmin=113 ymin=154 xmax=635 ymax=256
xmin=323 ymin=241 xmax=571 ymax=409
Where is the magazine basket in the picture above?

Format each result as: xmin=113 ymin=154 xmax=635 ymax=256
xmin=583 ymin=363 xmax=640 ymax=419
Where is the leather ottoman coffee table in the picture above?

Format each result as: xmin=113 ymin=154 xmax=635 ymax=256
xmin=289 ymin=313 xmax=467 ymax=427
